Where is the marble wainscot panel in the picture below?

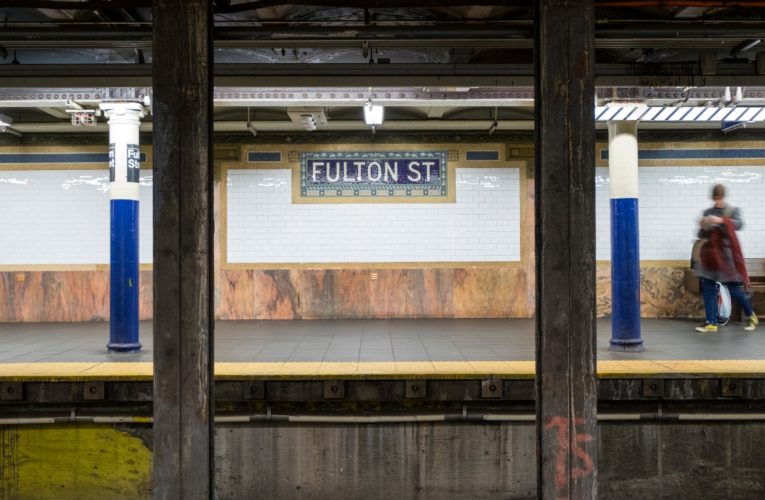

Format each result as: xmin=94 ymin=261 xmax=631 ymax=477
xmin=596 ymin=263 xmax=704 ymax=319
xmin=453 ymin=267 xmax=529 ymax=318
xmin=218 ymin=269 xmax=257 ymax=320
xmin=218 ymin=269 xmax=301 ymax=320
xmin=640 ymin=266 xmax=704 ymax=319
xmin=0 ymin=270 xmax=153 ymax=322
xmin=251 ymin=270 xmax=301 ymax=320
xmin=218 ymin=266 xmax=526 ymax=320
xmin=300 ymin=269 xmax=372 ymax=319
xmin=368 ymin=268 xmax=454 ymax=318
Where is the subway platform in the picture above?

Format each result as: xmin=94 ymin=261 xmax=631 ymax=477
xmin=3 ymin=318 xmax=765 ymax=500
xmin=1 ymin=318 xmax=765 ymax=380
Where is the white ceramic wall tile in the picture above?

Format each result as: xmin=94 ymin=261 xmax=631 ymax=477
xmin=0 ymin=170 xmax=153 ymax=264
xmin=596 ymin=166 xmax=765 ymax=260
xmin=226 ymin=168 xmax=521 ymax=263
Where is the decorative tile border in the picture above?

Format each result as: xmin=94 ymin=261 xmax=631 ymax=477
xmin=0 ymin=146 xmax=152 ymax=170
xmin=596 ymin=141 xmax=765 ymax=167
xmin=297 ymin=150 xmax=450 ymax=202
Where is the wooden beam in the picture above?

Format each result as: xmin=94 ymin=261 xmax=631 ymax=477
xmin=152 ymin=0 xmax=215 ymax=498
xmin=534 ymin=1 xmax=597 ymax=499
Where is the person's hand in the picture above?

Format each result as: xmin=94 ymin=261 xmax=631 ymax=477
xmin=709 ymin=215 xmax=724 ymax=225
xmin=701 ymin=215 xmax=723 ymax=229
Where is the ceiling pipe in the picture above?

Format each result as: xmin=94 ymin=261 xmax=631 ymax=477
xmin=4 ymin=22 xmax=765 ymax=47
xmin=8 ymin=119 xmax=763 ymax=134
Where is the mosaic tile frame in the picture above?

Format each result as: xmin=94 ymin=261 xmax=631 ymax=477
xmin=297 ymin=150 xmax=451 ymax=203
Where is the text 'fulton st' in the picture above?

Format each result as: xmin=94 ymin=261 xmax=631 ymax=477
xmin=307 ymin=159 xmax=441 ymax=185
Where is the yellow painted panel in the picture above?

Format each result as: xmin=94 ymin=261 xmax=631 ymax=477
xmin=0 ymin=424 xmax=151 ymax=499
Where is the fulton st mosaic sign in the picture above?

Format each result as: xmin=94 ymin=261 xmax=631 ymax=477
xmin=298 ymin=151 xmax=450 ymax=202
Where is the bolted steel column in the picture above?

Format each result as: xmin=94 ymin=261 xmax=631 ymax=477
xmin=152 ymin=0 xmax=215 ymax=498
xmin=100 ymin=102 xmax=144 ymax=353
xmin=608 ymin=120 xmax=644 ymax=352
xmin=535 ymin=1 xmax=598 ymax=499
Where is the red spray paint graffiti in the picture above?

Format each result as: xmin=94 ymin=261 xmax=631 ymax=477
xmin=544 ymin=416 xmax=594 ymax=496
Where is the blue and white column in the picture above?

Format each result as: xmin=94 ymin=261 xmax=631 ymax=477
xmin=608 ymin=120 xmax=644 ymax=352
xmin=101 ymin=102 xmax=144 ymax=352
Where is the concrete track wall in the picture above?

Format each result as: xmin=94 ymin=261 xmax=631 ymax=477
xmin=2 ymin=421 xmax=765 ymax=499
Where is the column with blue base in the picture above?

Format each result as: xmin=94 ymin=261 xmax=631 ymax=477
xmin=101 ymin=102 xmax=144 ymax=352
xmin=608 ymin=120 xmax=644 ymax=352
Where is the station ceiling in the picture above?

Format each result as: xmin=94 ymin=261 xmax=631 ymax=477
xmin=1 ymin=2 xmax=765 ymax=135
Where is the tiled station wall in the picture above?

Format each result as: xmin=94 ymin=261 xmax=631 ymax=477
xmin=0 ymin=170 xmax=153 ymax=265
xmin=3 ymin=140 xmax=765 ymax=322
xmin=226 ymin=168 xmax=521 ymax=264
xmin=596 ymin=166 xmax=765 ymax=261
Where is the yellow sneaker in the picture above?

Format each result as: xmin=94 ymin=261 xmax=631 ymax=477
xmin=745 ymin=314 xmax=759 ymax=331
xmin=695 ymin=323 xmax=718 ymax=333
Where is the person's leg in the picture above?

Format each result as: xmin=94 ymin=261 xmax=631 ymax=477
xmin=725 ymin=281 xmax=758 ymax=330
xmin=725 ymin=282 xmax=753 ymax=316
xmin=700 ymin=278 xmax=718 ymax=326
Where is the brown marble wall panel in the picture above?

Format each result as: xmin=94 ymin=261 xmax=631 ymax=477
xmin=300 ymin=269 xmax=372 ymax=319
xmin=640 ymin=267 xmax=704 ymax=318
xmin=369 ymin=268 xmax=454 ymax=318
xmin=138 ymin=270 xmax=153 ymax=320
xmin=522 ymin=175 xmax=536 ymax=318
xmin=0 ymin=270 xmax=153 ymax=323
xmin=218 ymin=269 xmax=257 ymax=320
xmin=0 ymin=272 xmax=106 ymax=322
xmin=596 ymin=263 xmax=612 ymax=318
xmin=213 ymin=175 xmax=223 ymax=319
xmin=453 ymin=267 xmax=529 ymax=318
xmin=251 ymin=270 xmax=301 ymax=320
xmin=596 ymin=264 xmax=704 ymax=319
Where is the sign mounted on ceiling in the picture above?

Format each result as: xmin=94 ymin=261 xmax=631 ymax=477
xmin=297 ymin=150 xmax=452 ymax=203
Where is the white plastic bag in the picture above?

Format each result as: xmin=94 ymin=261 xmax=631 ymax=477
xmin=717 ymin=282 xmax=731 ymax=325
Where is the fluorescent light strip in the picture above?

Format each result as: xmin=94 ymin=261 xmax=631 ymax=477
xmin=626 ymin=107 xmax=648 ymax=120
xmin=612 ymin=107 xmax=636 ymax=120
xmin=697 ymin=107 xmax=719 ymax=121
xmin=726 ymin=107 xmax=747 ymax=122
xmin=599 ymin=107 xmax=621 ymax=121
xmin=654 ymin=108 xmax=675 ymax=121
xmin=639 ymin=107 xmax=662 ymax=121
xmin=753 ymin=109 xmax=765 ymax=121
xmin=681 ymin=108 xmax=705 ymax=121
xmin=669 ymin=108 xmax=692 ymax=121
xmin=739 ymin=108 xmax=759 ymax=122
xmin=711 ymin=108 xmax=734 ymax=121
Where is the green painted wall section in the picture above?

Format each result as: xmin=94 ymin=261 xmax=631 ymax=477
xmin=0 ymin=424 xmax=151 ymax=499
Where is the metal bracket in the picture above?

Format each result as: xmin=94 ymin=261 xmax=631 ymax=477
xmin=642 ymin=379 xmax=664 ymax=398
xmin=83 ymin=381 xmax=105 ymax=400
xmin=481 ymin=379 xmax=502 ymax=399
xmin=1 ymin=382 xmax=22 ymax=401
xmin=721 ymin=378 xmax=744 ymax=398
xmin=323 ymin=380 xmax=345 ymax=399
xmin=243 ymin=381 xmax=265 ymax=400
xmin=405 ymin=380 xmax=426 ymax=399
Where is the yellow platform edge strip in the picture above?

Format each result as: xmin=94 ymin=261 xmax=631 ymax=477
xmin=1 ymin=360 xmax=765 ymax=381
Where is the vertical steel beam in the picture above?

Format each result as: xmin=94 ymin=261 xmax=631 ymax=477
xmin=152 ymin=0 xmax=214 ymax=498
xmin=535 ymin=1 xmax=597 ymax=499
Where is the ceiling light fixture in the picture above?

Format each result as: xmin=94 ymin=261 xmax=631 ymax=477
xmin=0 ymin=113 xmax=21 ymax=137
xmin=364 ymin=102 xmax=384 ymax=126
xmin=0 ymin=112 xmax=12 ymax=129
xmin=246 ymin=107 xmax=257 ymax=137
xmin=488 ymin=106 xmax=498 ymax=134
xmin=300 ymin=113 xmax=317 ymax=131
